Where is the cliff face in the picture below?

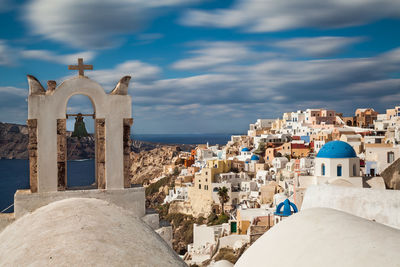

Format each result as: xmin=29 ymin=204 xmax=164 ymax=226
xmin=381 ymin=158 xmax=400 ymax=189
xmin=0 ymin=123 xmax=29 ymax=159
xmin=130 ymin=146 xmax=185 ymax=184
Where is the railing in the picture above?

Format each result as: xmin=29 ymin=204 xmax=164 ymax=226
xmin=0 ymin=203 xmax=14 ymax=213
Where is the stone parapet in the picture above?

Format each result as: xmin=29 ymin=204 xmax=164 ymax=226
xmin=14 ymin=187 xmax=145 ymax=219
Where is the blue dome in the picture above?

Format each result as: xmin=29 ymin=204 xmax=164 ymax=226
xmin=274 ymin=199 xmax=298 ymax=217
xmin=251 ymin=155 xmax=260 ymax=161
xmin=317 ymin=141 xmax=357 ymax=158
xmin=241 ymin=147 xmax=250 ymax=152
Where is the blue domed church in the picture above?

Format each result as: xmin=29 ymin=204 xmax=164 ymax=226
xmin=313 ymin=141 xmax=363 ymax=187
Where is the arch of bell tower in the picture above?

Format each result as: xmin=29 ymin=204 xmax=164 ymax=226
xmin=27 ymin=59 xmax=133 ymax=192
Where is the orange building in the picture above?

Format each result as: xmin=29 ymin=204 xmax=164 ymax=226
xmin=184 ymin=149 xmax=196 ymax=167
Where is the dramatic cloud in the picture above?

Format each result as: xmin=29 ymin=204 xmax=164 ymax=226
xmin=0 ymin=40 xmax=95 ymax=66
xmin=24 ymin=0 xmax=201 ymax=48
xmin=181 ymin=0 xmax=400 ymax=32
xmin=142 ymin=45 xmax=400 ymax=130
xmin=87 ymin=60 xmax=161 ymax=89
xmin=7 ymin=43 xmax=400 ymax=133
xmin=0 ymin=40 xmax=17 ymax=66
xmin=274 ymin=37 xmax=363 ymax=57
xmin=21 ymin=50 xmax=95 ymax=64
xmin=171 ymin=41 xmax=271 ymax=70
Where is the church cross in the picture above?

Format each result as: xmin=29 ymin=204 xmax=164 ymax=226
xmin=68 ymin=58 xmax=93 ymax=77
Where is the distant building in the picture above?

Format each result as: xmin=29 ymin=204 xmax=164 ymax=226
xmin=365 ymin=143 xmax=400 ymax=176
xmin=355 ymin=108 xmax=378 ymax=128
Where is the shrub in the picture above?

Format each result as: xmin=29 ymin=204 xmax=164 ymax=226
xmin=207 ymin=213 xmax=229 ymax=226
xmin=195 ymin=216 xmax=206 ymax=225
xmin=207 ymin=213 xmax=218 ymax=225
xmin=215 ymin=213 xmax=229 ymax=225
xmin=155 ymin=203 xmax=170 ymax=220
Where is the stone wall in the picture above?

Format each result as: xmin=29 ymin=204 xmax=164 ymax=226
xmin=14 ymin=187 xmax=146 ymax=219
xmin=27 ymin=119 xmax=38 ymax=193
xmin=57 ymin=119 xmax=67 ymax=190
xmin=95 ymin=119 xmax=106 ymax=189
xmin=123 ymin=118 xmax=133 ymax=188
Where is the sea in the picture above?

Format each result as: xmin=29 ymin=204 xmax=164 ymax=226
xmin=0 ymin=133 xmax=237 ymax=213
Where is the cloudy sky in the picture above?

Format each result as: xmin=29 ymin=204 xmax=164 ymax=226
xmin=1 ymin=0 xmax=400 ymax=134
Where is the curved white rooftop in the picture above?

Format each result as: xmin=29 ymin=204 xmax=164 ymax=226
xmin=0 ymin=198 xmax=185 ymax=267
xmin=235 ymin=208 xmax=400 ymax=267
xmin=212 ymin=260 xmax=234 ymax=267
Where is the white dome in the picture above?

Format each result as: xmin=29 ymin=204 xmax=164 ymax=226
xmin=0 ymin=198 xmax=185 ymax=267
xmin=235 ymin=208 xmax=400 ymax=267
xmin=212 ymin=260 xmax=234 ymax=267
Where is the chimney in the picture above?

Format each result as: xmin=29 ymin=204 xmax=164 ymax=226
xmin=46 ymin=80 xmax=57 ymax=95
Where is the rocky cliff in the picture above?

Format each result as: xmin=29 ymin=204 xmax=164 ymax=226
xmin=0 ymin=123 xmax=29 ymax=159
xmin=381 ymin=158 xmax=400 ymax=189
xmin=130 ymin=145 xmax=187 ymax=184
xmin=0 ymin=122 xmax=196 ymax=185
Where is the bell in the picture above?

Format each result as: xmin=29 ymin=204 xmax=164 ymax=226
xmin=72 ymin=113 xmax=89 ymax=138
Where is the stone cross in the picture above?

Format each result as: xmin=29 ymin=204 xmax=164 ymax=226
xmin=68 ymin=58 xmax=93 ymax=77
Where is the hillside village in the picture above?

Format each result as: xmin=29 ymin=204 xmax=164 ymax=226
xmin=142 ymin=106 xmax=400 ymax=266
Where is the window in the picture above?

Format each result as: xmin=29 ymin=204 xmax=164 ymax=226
xmin=337 ymin=165 xmax=342 ymax=177
xmin=353 ymin=164 xmax=357 ymax=176
xmin=199 ymin=184 xmax=201 ymax=189
xmin=321 ymin=164 xmax=325 ymax=176
xmin=388 ymin=152 xmax=395 ymax=164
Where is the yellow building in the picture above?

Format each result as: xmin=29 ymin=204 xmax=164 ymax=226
xmin=188 ymin=160 xmax=233 ymax=217
xmin=206 ymin=159 xmax=232 ymax=173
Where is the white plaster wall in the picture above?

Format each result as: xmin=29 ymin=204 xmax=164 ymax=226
xmin=28 ymin=77 xmax=131 ymax=191
xmin=218 ymin=235 xmax=249 ymax=249
xmin=193 ymin=224 xmax=216 ymax=249
xmin=315 ymin=157 xmax=359 ymax=178
xmin=302 ymin=185 xmax=400 ymax=229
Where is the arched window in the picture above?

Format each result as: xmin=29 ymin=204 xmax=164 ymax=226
xmin=337 ymin=165 xmax=342 ymax=177
xmin=321 ymin=164 xmax=325 ymax=176
xmin=353 ymin=164 xmax=357 ymax=176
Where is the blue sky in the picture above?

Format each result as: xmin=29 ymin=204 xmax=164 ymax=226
xmin=1 ymin=0 xmax=400 ymax=134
